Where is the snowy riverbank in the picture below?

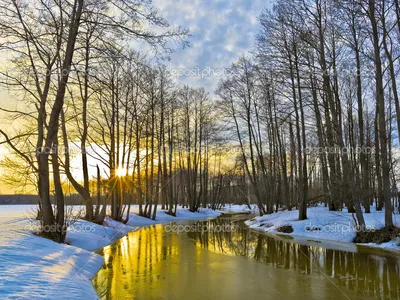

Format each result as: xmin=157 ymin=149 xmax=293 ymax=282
xmin=0 ymin=204 xmax=250 ymax=299
xmin=245 ymin=205 xmax=400 ymax=253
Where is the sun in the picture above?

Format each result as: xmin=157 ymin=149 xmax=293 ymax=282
xmin=116 ymin=167 xmax=127 ymax=177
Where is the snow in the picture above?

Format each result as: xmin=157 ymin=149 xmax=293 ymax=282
xmin=0 ymin=232 xmax=104 ymax=299
xmin=125 ymin=205 xmax=222 ymax=228
xmin=0 ymin=204 xmax=224 ymax=299
xmin=216 ymin=204 xmax=254 ymax=215
xmin=246 ymin=205 xmax=400 ymax=253
xmin=69 ymin=205 xmax=223 ymax=252
xmin=0 ymin=206 xmax=103 ymax=300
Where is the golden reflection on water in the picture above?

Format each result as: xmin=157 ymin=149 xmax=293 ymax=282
xmin=93 ymin=215 xmax=400 ymax=300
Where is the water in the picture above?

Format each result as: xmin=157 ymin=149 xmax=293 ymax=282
xmin=93 ymin=214 xmax=400 ymax=300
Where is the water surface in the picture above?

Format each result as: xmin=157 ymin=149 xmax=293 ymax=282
xmin=93 ymin=214 xmax=400 ymax=300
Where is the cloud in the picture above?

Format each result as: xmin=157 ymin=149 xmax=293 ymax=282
xmin=152 ymin=0 xmax=275 ymax=93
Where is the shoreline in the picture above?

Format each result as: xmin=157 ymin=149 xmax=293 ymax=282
xmin=0 ymin=205 xmax=251 ymax=299
xmin=88 ymin=211 xmax=223 ymax=299
xmin=250 ymin=228 xmax=400 ymax=256
xmin=85 ymin=206 xmax=254 ymax=299
xmin=3 ymin=204 xmax=398 ymax=299
xmin=245 ymin=205 xmax=400 ymax=256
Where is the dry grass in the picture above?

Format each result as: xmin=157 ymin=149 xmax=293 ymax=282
xmin=354 ymin=228 xmax=397 ymax=244
xmin=276 ymin=225 xmax=294 ymax=233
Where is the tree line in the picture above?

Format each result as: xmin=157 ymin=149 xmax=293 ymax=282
xmin=217 ymin=0 xmax=400 ymax=228
xmin=0 ymin=0 xmax=399 ymax=243
xmin=0 ymin=0 xmax=241 ymax=242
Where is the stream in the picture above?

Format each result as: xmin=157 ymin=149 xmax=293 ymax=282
xmin=93 ymin=214 xmax=400 ymax=300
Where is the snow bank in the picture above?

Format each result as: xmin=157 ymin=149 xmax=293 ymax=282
xmin=216 ymin=204 xmax=254 ymax=215
xmin=246 ymin=205 xmax=400 ymax=252
xmin=0 ymin=204 xmax=225 ymax=299
xmin=68 ymin=205 xmax=223 ymax=251
xmin=0 ymin=206 xmax=103 ymax=300
xmin=0 ymin=232 xmax=103 ymax=299
xmin=125 ymin=205 xmax=222 ymax=228
xmin=66 ymin=217 xmax=134 ymax=252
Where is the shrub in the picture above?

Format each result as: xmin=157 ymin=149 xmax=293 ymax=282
xmin=354 ymin=228 xmax=396 ymax=244
xmin=276 ymin=225 xmax=294 ymax=233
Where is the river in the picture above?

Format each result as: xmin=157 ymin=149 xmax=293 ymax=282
xmin=93 ymin=214 xmax=400 ymax=300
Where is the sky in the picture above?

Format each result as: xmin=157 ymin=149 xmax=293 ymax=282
xmin=150 ymin=0 xmax=274 ymax=93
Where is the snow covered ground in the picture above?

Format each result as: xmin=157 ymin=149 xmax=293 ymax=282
xmin=215 ymin=204 xmax=254 ymax=215
xmin=68 ymin=205 xmax=225 ymax=252
xmin=246 ymin=205 xmax=400 ymax=252
xmin=0 ymin=204 xmax=230 ymax=300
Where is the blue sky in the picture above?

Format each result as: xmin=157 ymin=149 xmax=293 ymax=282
xmin=152 ymin=0 xmax=275 ymax=93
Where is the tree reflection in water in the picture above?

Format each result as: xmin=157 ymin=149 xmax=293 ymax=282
xmin=93 ymin=215 xmax=399 ymax=300
xmin=188 ymin=215 xmax=400 ymax=300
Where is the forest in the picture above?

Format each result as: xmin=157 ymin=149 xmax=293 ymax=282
xmin=0 ymin=0 xmax=399 ymax=244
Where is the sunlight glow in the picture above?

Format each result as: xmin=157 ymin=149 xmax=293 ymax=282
xmin=116 ymin=167 xmax=127 ymax=177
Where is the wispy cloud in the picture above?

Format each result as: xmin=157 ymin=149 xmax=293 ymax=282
xmin=153 ymin=0 xmax=274 ymax=93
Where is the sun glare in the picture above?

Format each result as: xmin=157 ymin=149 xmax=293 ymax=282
xmin=116 ymin=167 xmax=127 ymax=177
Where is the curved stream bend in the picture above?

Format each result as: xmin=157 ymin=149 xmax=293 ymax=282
xmin=93 ymin=214 xmax=400 ymax=300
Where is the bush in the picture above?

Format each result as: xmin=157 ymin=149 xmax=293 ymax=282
xmin=354 ymin=228 xmax=396 ymax=244
xmin=276 ymin=225 xmax=294 ymax=233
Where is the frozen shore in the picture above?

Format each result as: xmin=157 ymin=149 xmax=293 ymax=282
xmin=245 ymin=205 xmax=400 ymax=253
xmin=0 ymin=204 xmax=250 ymax=300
